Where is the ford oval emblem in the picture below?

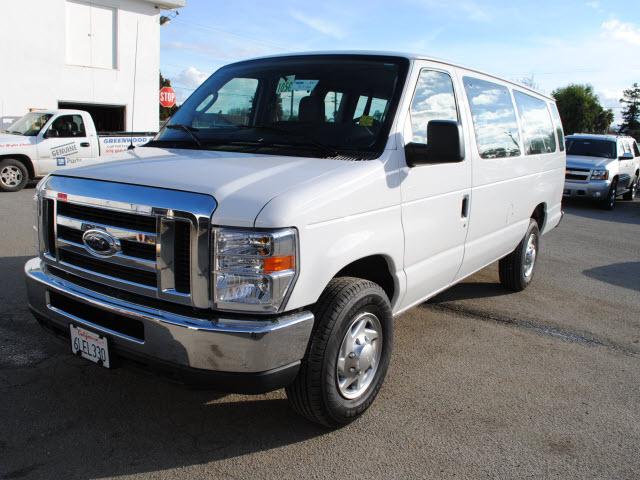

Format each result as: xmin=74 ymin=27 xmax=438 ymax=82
xmin=82 ymin=229 xmax=120 ymax=257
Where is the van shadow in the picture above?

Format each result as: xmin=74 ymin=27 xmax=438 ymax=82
xmin=0 ymin=254 xmax=329 ymax=479
xmin=427 ymin=280 xmax=512 ymax=304
xmin=583 ymin=262 xmax=640 ymax=292
xmin=562 ymin=198 xmax=640 ymax=226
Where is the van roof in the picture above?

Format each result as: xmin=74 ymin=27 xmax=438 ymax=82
xmin=566 ymin=133 xmax=633 ymax=142
xmin=233 ymin=50 xmax=554 ymax=101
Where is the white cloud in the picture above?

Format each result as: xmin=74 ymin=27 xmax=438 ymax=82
xmin=289 ymin=11 xmax=345 ymax=39
xmin=176 ymin=66 xmax=209 ymax=89
xmin=601 ymin=19 xmax=640 ymax=46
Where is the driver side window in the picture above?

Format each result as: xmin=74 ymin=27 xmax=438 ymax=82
xmin=47 ymin=115 xmax=86 ymax=138
xmin=194 ymin=78 xmax=258 ymax=128
xmin=410 ymin=69 xmax=458 ymax=144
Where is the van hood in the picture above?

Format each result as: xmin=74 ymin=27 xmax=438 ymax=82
xmin=53 ymin=146 xmax=351 ymax=227
xmin=566 ymin=154 xmax=613 ymax=170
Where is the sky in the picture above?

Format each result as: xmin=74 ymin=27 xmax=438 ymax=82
xmin=159 ymin=0 xmax=640 ymax=124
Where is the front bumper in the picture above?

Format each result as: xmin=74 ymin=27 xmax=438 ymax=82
xmin=563 ymin=179 xmax=611 ymax=199
xmin=25 ymin=257 xmax=314 ymax=393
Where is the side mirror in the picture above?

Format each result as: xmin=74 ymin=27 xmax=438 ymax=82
xmin=405 ymin=120 xmax=465 ymax=167
xmin=619 ymin=152 xmax=634 ymax=160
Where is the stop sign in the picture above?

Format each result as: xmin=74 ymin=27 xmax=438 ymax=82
xmin=159 ymin=86 xmax=176 ymax=108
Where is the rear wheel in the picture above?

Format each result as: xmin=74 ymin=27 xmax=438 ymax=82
xmin=622 ymin=175 xmax=637 ymax=201
xmin=286 ymin=277 xmax=393 ymax=427
xmin=499 ymin=219 xmax=540 ymax=292
xmin=0 ymin=158 xmax=29 ymax=192
xmin=600 ymin=180 xmax=617 ymax=210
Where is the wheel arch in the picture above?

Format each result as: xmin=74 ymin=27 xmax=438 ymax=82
xmin=332 ymin=254 xmax=397 ymax=305
xmin=531 ymin=202 xmax=547 ymax=232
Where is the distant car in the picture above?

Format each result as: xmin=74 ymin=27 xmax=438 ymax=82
xmin=0 ymin=116 xmax=20 ymax=132
xmin=564 ymin=134 xmax=640 ymax=209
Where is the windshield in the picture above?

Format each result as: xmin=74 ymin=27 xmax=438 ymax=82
xmin=566 ymin=138 xmax=616 ymax=159
xmin=150 ymin=55 xmax=409 ymax=159
xmin=6 ymin=112 xmax=53 ymax=136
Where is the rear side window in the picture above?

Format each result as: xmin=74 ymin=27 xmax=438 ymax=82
xmin=549 ymin=103 xmax=565 ymax=151
xmin=409 ymin=69 xmax=458 ymax=144
xmin=513 ymin=91 xmax=556 ymax=155
xmin=633 ymin=141 xmax=640 ymax=157
xmin=463 ymin=77 xmax=521 ymax=159
xmin=324 ymin=91 xmax=343 ymax=122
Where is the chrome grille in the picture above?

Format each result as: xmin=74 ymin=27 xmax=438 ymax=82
xmin=38 ymin=176 xmax=217 ymax=309
xmin=565 ymin=168 xmax=590 ymax=182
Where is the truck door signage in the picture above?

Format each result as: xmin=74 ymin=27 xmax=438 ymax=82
xmin=51 ymin=142 xmax=79 ymax=158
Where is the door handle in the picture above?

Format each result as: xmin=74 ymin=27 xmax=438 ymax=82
xmin=461 ymin=194 xmax=469 ymax=219
xmin=80 ymin=142 xmax=90 ymax=148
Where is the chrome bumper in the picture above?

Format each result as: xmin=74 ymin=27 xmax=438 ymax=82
xmin=25 ymin=257 xmax=314 ymax=376
xmin=563 ymin=180 xmax=611 ymax=199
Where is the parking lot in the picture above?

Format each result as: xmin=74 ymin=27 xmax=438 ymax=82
xmin=1 ymin=186 xmax=639 ymax=479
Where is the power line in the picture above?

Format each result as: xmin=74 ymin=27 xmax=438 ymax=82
xmin=169 ymin=17 xmax=289 ymax=52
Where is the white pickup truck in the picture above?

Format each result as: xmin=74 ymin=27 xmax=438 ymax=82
xmin=0 ymin=109 xmax=154 ymax=192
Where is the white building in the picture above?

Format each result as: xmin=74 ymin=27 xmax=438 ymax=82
xmin=0 ymin=0 xmax=185 ymax=133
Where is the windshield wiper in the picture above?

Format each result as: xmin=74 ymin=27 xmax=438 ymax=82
xmin=165 ymin=124 xmax=203 ymax=147
xmin=233 ymin=124 xmax=338 ymax=157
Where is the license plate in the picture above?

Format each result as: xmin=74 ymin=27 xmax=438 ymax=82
xmin=70 ymin=325 xmax=110 ymax=368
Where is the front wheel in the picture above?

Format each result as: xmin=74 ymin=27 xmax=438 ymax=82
xmin=0 ymin=158 xmax=29 ymax=192
xmin=601 ymin=180 xmax=617 ymax=210
xmin=622 ymin=175 xmax=637 ymax=201
xmin=286 ymin=277 xmax=393 ymax=427
xmin=499 ymin=219 xmax=540 ymax=292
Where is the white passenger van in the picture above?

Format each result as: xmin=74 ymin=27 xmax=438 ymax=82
xmin=25 ymin=52 xmax=565 ymax=427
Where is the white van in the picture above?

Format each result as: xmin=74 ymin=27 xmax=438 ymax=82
xmin=25 ymin=52 xmax=565 ymax=427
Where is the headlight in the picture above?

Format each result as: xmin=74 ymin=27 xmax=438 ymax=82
xmin=212 ymin=227 xmax=297 ymax=313
xmin=591 ymin=169 xmax=609 ymax=180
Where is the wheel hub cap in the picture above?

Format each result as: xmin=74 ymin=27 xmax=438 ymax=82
xmin=524 ymin=233 xmax=537 ymax=279
xmin=1 ymin=166 xmax=22 ymax=187
xmin=336 ymin=312 xmax=382 ymax=400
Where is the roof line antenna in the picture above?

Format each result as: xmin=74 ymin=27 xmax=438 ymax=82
xmin=128 ymin=20 xmax=139 ymax=150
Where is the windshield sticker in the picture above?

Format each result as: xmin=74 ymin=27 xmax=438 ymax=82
xmin=358 ymin=115 xmax=374 ymax=127
xmin=276 ymin=76 xmax=319 ymax=94
xmin=292 ymin=80 xmax=319 ymax=92
xmin=276 ymin=75 xmax=296 ymax=94
xmin=50 ymin=142 xmax=78 ymax=158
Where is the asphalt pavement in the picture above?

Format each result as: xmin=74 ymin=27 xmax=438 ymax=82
xmin=1 ymin=186 xmax=639 ymax=479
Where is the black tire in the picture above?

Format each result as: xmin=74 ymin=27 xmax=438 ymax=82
xmin=600 ymin=179 xmax=617 ymax=210
xmin=499 ymin=219 xmax=540 ymax=292
xmin=0 ymin=158 xmax=29 ymax=192
xmin=286 ymin=277 xmax=393 ymax=428
xmin=622 ymin=175 xmax=637 ymax=201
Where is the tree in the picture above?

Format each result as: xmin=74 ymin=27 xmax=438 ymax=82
xmin=619 ymin=83 xmax=640 ymax=139
xmin=551 ymin=84 xmax=614 ymax=135
xmin=159 ymin=72 xmax=179 ymax=122
xmin=595 ymin=108 xmax=615 ymax=134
